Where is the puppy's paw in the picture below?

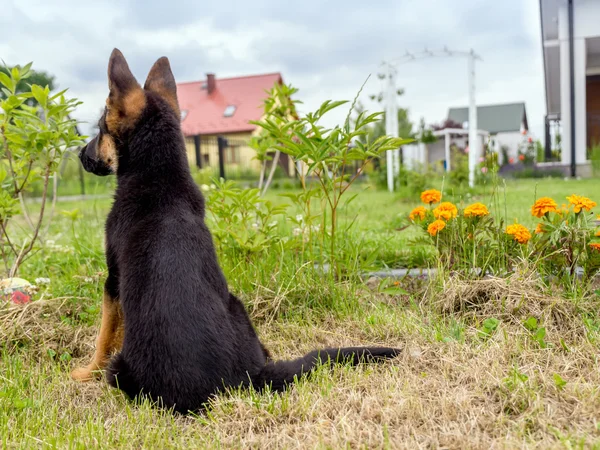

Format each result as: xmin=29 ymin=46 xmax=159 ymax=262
xmin=71 ymin=366 xmax=98 ymax=382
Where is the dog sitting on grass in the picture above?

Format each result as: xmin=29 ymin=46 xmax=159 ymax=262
xmin=72 ymin=48 xmax=400 ymax=413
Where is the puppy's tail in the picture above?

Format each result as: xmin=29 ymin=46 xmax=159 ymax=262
xmin=252 ymin=346 xmax=400 ymax=392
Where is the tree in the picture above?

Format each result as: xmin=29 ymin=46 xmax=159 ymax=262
xmin=0 ymin=66 xmax=55 ymax=106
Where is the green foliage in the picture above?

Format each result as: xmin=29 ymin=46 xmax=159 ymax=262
xmin=590 ymin=145 xmax=600 ymax=176
xmin=251 ymin=82 xmax=300 ymax=193
xmin=553 ymin=373 xmax=567 ymax=390
xmin=206 ymin=179 xmax=289 ymax=258
xmin=396 ymin=166 xmax=428 ymax=197
xmin=0 ymin=66 xmax=55 ymax=107
xmin=512 ymin=168 xmax=564 ymax=179
xmin=536 ymin=140 xmax=545 ymax=163
xmin=523 ymin=316 xmax=548 ymax=349
xmin=449 ymin=149 xmax=469 ymax=189
xmin=0 ymin=62 xmax=84 ymax=277
xmin=253 ymin=81 xmax=413 ymax=276
xmin=533 ymin=197 xmax=600 ymax=283
xmin=478 ymin=317 xmax=500 ymax=339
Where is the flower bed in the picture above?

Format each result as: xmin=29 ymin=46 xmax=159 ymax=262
xmin=407 ymin=189 xmax=600 ymax=286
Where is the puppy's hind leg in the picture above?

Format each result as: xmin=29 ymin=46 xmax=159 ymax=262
xmin=105 ymin=353 xmax=141 ymax=401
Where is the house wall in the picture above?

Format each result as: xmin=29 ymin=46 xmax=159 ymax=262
xmin=491 ymin=132 xmax=522 ymax=164
xmin=427 ymin=141 xmax=445 ymax=168
xmin=556 ymin=0 xmax=600 ymax=165
xmin=184 ymin=132 xmax=261 ymax=173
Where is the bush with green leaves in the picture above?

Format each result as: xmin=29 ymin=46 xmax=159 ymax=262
xmin=205 ymin=179 xmax=289 ymax=260
xmin=0 ymin=63 xmax=84 ymax=277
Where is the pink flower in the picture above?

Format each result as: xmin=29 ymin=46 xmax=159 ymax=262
xmin=527 ymin=137 xmax=533 ymax=143
xmin=465 ymin=146 xmax=469 ymax=154
xmin=481 ymin=167 xmax=488 ymax=174
xmin=509 ymin=157 xmax=515 ymax=164
xmin=479 ymin=157 xmax=485 ymax=163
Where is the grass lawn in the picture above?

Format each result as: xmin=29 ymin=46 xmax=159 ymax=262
xmin=2 ymin=176 xmax=600 ymax=448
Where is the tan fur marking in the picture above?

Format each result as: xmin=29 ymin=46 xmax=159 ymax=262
xmin=153 ymin=87 xmax=180 ymax=117
xmin=71 ymin=292 xmax=124 ymax=381
xmin=105 ymin=88 xmax=146 ymax=135
xmin=98 ymin=134 xmax=118 ymax=173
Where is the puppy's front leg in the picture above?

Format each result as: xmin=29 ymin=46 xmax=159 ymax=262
xmin=71 ymin=289 xmax=123 ymax=381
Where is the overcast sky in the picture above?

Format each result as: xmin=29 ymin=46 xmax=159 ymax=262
xmin=1 ymin=0 xmax=545 ymax=140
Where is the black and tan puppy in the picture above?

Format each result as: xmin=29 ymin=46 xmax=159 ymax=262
xmin=72 ymin=48 xmax=400 ymax=413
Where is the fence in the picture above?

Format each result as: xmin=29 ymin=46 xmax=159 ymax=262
xmin=184 ymin=135 xmax=295 ymax=182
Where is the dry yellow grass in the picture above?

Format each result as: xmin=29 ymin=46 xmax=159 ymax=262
xmin=2 ymin=275 xmax=600 ymax=449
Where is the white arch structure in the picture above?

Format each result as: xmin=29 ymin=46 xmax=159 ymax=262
xmin=382 ymin=48 xmax=482 ymax=190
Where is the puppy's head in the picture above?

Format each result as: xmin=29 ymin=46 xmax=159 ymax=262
xmin=79 ymin=48 xmax=180 ymax=176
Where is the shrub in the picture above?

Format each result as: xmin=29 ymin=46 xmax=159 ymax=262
xmin=0 ymin=63 xmax=84 ymax=277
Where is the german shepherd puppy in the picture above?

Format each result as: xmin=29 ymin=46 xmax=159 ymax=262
xmin=72 ymin=48 xmax=400 ymax=414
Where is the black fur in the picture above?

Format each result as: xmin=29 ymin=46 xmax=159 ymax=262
xmin=79 ymin=52 xmax=400 ymax=414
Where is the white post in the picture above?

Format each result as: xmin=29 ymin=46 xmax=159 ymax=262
xmin=444 ymin=129 xmax=451 ymax=172
xmin=467 ymin=50 xmax=477 ymax=187
xmin=385 ymin=65 xmax=398 ymax=192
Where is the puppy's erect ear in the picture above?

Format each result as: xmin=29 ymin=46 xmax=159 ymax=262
xmin=108 ymin=49 xmax=138 ymax=97
xmin=144 ymin=57 xmax=180 ymax=116
xmin=105 ymin=49 xmax=145 ymax=133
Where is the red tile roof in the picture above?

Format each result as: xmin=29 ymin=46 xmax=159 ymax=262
xmin=177 ymin=72 xmax=283 ymax=136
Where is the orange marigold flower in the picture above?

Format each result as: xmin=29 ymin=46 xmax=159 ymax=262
xmin=409 ymin=206 xmax=427 ymax=221
xmin=464 ymin=202 xmax=490 ymax=218
xmin=589 ymin=243 xmax=600 ymax=252
xmin=596 ymin=229 xmax=600 ymax=237
xmin=531 ymin=197 xmax=558 ymax=218
xmin=566 ymin=194 xmax=597 ymax=213
xmin=506 ymin=223 xmax=531 ymax=244
xmin=535 ymin=223 xmax=545 ymax=234
xmin=420 ymin=189 xmax=442 ymax=205
xmin=433 ymin=202 xmax=458 ymax=221
xmin=427 ymin=220 xmax=446 ymax=236
xmin=557 ymin=203 xmax=570 ymax=216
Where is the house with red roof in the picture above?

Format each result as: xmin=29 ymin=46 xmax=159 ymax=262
xmin=177 ymin=72 xmax=294 ymax=175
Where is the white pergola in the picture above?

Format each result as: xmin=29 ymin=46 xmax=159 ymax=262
xmin=432 ymin=128 xmax=489 ymax=172
xmin=383 ymin=48 xmax=482 ymax=189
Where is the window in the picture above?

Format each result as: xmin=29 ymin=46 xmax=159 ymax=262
xmin=223 ymin=105 xmax=236 ymax=117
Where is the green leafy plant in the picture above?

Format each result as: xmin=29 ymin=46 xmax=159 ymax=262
xmin=251 ymin=82 xmax=300 ymax=195
xmin=253 ymin=82 xmax=413 ymax=276
xmin=206 ymin=179 xmax=289 ymax=259
xmin=478 ymin=317 xmax=500 ymax=339
xmin=532 ymin=195 xmax=600 ymax=284
xmin=0 ymin=63 xmax=84 ymax=277
xmin=523 ymin=316 xmax=548 ymax=349
xmin=553 ymin=373 xmax=567 ymax=390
